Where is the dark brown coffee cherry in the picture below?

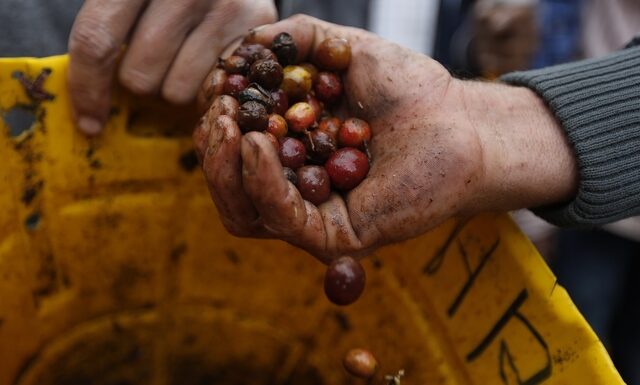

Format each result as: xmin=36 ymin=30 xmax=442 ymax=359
xmin=338 ymin=118 xmax=371 ymax=148
xmin=223 ymin=55 xmax=249 ymax=74
xmin=296 ymin=165 xmax=331 ymax=205
xmin=257 ymin=48 xmax=278 ymax=61
xmin=271 ymin=89 xmax=289 ymax=116
xmin=237 ymin=101 xmax=268 ymax=132
xmin=223 ymin=74 xmax=249 ymax=98
xmin=324 ymin=256 xmax=365 ymax=306
xmin=283 ymin=167 xmax=298 ymax=185
xmin=249 ymin=59 xmax=283 ymax=90
xmin=314 ymin=72 xmax=342 ymax=104
xmin=233 ymin=43 xmax=266 ymax=64
xmin=238 ymin=83 xmax=274 ymax=111
xmin=315 ymin=38 xmax=351 ymax=71
xmin=325 ymin=148 xmax=369 ymax=190
xmin=343 ymin=348 xmax=378 ymax=379
xmin=285 ymin=102 xmax=316 ymax=133
xmin=302 ymin=129 xmax=337 ymax=163
xmin=267 ymin=114 xmax=288 ymax=138
xmin=272 ymin=32 xmax=298 ymax=66
xmin=278 ymin=137 xmax=306 ymax=169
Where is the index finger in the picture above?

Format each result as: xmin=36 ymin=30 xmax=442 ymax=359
xmin=68 ymin=0 xmax=146 ymax=135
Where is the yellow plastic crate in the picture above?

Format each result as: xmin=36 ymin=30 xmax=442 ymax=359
xmin=0 ymin=56 xmax=624 ymax=385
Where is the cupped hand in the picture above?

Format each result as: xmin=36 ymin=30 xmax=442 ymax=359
xmin=68 ymin=0 xmax=277 ymax=135
xmin=194 ymin=15 xmax=487 ymax=263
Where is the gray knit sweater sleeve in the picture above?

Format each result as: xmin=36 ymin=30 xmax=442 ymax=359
xmin=500 ymin=45 xmax=640 ymax=227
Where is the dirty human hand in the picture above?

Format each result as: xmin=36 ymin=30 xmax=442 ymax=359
xmin=68 ymin=0 xmax=277 ymax=135
xmin=194 ymin=15 xmax=577 ymax=263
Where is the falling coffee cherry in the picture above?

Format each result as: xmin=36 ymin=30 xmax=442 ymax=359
xmin=324 ymin=256 xmax=366 ymax=306
xmin=343 ymin=348 xmax=378 ymax=379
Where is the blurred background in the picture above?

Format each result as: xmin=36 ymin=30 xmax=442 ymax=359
xmin=2 ymin=0 xmax=638 ymax=382
xmin=276 ymin=0 xmax=640 ymax=383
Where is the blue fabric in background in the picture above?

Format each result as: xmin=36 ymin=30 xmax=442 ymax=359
xmin=531 ymin=0 xmax=583 ymax=68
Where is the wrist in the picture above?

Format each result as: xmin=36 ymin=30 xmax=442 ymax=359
xmin=455 ymin=79 xmax=578 ymax=212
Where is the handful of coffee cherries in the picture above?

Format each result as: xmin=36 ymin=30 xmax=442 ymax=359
xmin=201 ymin=32 xmax=371 ymax=306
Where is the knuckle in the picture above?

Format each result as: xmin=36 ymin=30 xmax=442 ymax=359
xmin=119 ymin=68 xmax=157 ymax=95
xmin=69 ymin=20 xmax=119 ymax=65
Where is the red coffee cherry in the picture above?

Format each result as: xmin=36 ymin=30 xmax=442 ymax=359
xmin=314 ymin=72 xmax=342 ymax=104
xmin=325 ymin=148 xmax=370 ymax=191
xmin=271 ymin=89 xmax=289 ymax=116
xmin=278 ymin=137 xmax=306 ymax=170
xmin=296 ymin=165 xmax=331 ymax=205
xmin=324 ymin=256 xmax=365 ymax=306
xmin=223 ymin=74 xmax=249 ymax=98
xmin=338 ymin=118 xmax=371 ymax=148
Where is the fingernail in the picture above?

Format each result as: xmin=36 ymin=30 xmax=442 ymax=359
xmin=77 ymin=116 xmax=102 ymax=136
xmin=248 ymin=24 xmax=268 ymax=34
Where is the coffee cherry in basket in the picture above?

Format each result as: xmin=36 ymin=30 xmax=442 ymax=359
xmin=325 ymin=148 xmax=370 ymax=191
xmin=249 ymin=59 xmax=283 ymax=90
xmin=343 ymin=348 xmax=378 ymax=379
xmin=315 ymin=38 xmax=351 ymax=71
xmin=285 ymin=102 xmax=316 ymax=133
xmin=278 ymin=137 xmax=307 ymax=170
xmin=338 ymin=118 xmax=371 ymax=148
xmin=223 ymin=74 xmax=249 ymax=98
xmin=296 ymin=166 xmax=331 ymax=205
xmin=237 ymin=101 xmax=268 ymax=132
xmin=324 ymin=256 xmax=366 ymax=306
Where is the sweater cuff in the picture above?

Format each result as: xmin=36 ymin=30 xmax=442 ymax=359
xmin=501 ymin=46 xmax=640 ymax=227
